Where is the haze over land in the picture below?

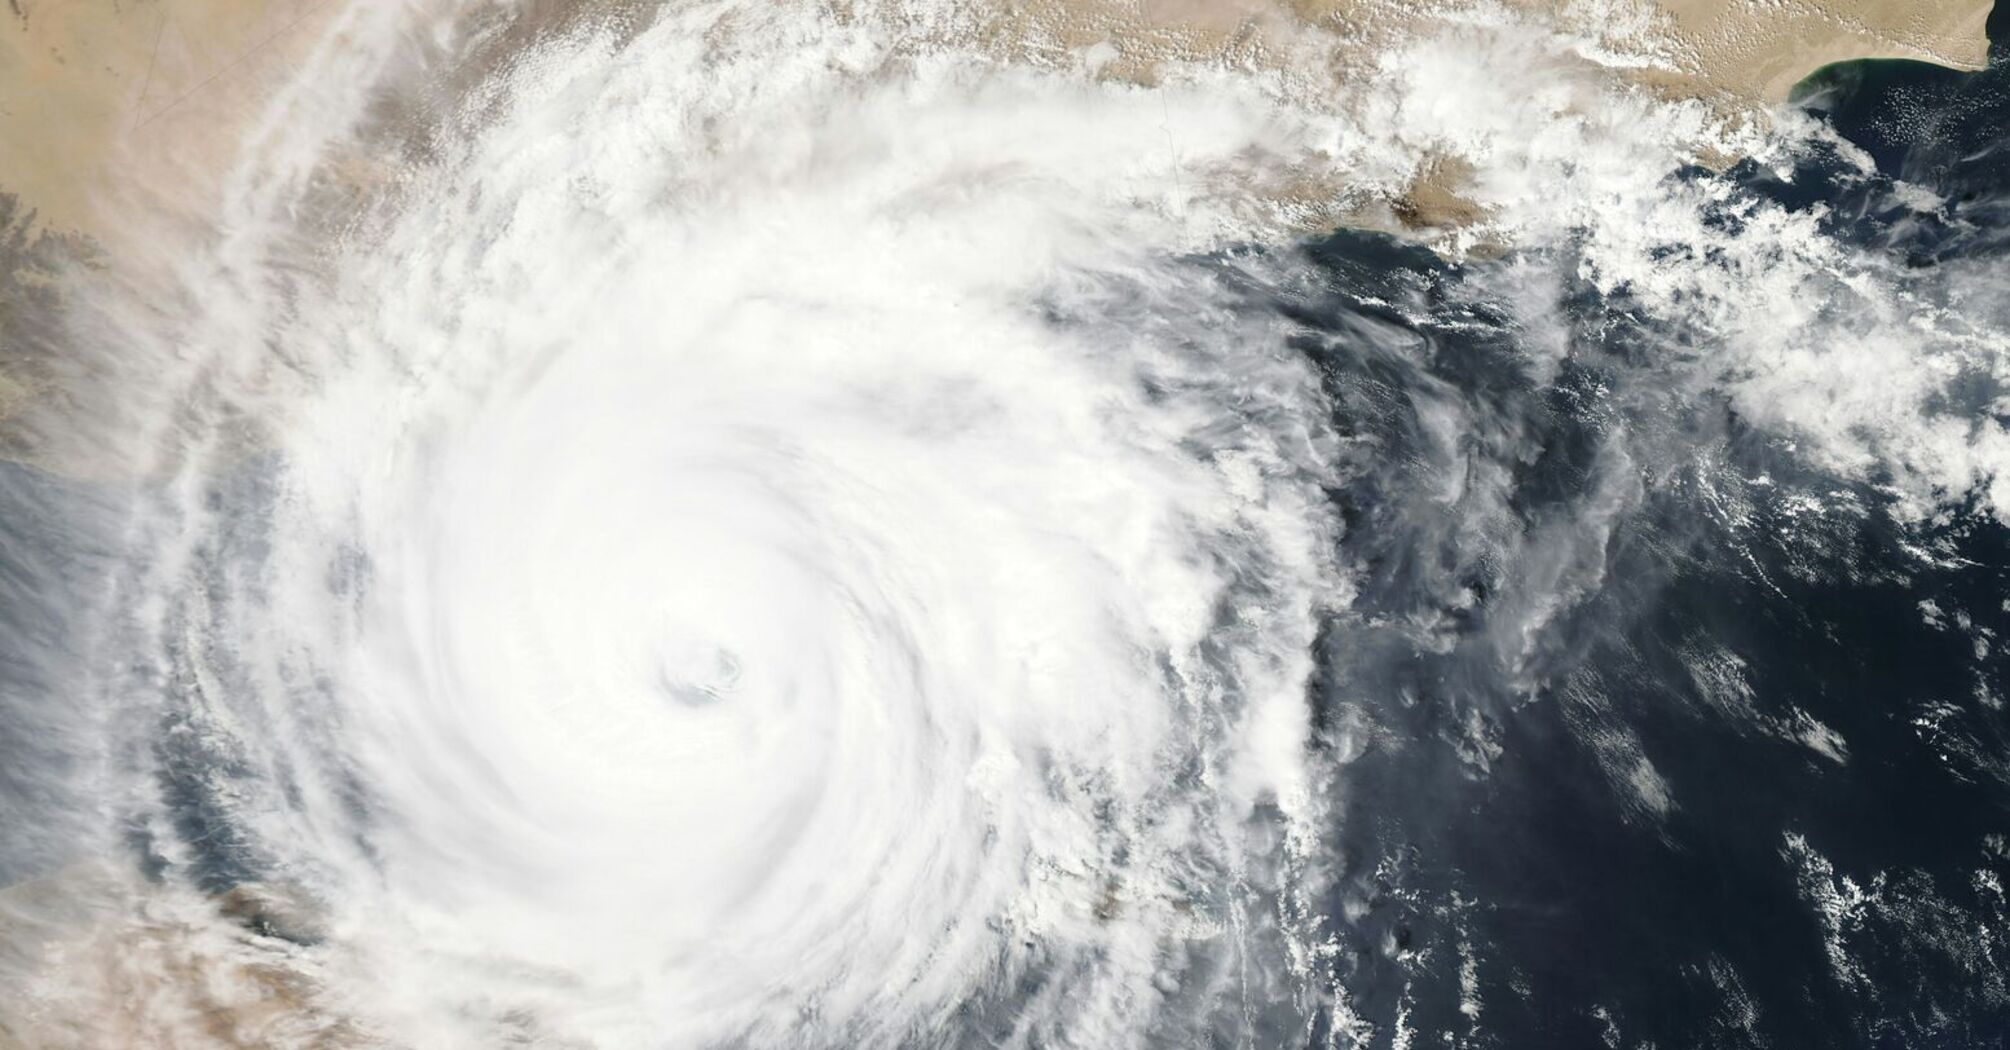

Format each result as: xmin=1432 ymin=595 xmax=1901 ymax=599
xmin=0 ymin=0 xmax=1991 ymax=443
xmin=0 ymin=0 xmax=1992 ymax=242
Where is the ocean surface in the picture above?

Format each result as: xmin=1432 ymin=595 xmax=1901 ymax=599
xmin=1312 ymin=31 xmax=2010 ymax=1047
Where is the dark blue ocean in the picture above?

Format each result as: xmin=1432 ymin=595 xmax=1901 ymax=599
xmin=1301 ymin=14 xmax=2010 ymax=1048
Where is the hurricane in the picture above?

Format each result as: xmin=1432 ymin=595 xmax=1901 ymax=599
xmin=5 ymin=0 xmax=2010 ymax=1047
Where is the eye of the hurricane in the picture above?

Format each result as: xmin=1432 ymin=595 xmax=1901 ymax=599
xmin=657 ymin=636 xmax=744 ymax=706
xmin=405 ymin=367 xmax=856 ymax=811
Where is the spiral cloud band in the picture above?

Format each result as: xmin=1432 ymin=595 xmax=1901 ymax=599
xmin=52 ymin=5 xmax=1353 ymax=1046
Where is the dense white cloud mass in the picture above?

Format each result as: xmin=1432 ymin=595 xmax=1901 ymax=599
xmin=38 ymin=4 xmax=1353 ymax=1046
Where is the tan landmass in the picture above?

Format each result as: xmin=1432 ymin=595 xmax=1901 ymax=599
xmin=941 ymin=0 xmax=1993 ymax=231
xmin=1 ymin=0 xmax=1995 ymax=244
xmin=1647 ymin=0 xmax=1993 ymax=103
xmin=0 ymin=0 xmax=352 ymax=241
xmin=0 ymin=0 xmax=359 ymax=471
xmin=0 ymin=862 xmax=376 ymax=1050
xmin=0 ymin=0 xmax=1990 ymax=277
